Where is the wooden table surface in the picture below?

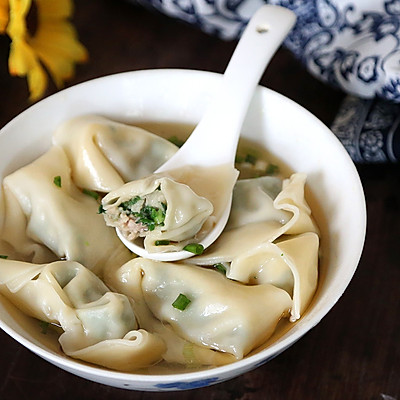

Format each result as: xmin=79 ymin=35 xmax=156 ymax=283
xmin=0 ymin=1 xmax=399 ymax=399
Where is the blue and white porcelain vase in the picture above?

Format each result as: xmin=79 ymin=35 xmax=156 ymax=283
xmin=130 ymin=0 xmax=400 ymax=102
xmin=130 ymin=0 xmax=400 ymax=162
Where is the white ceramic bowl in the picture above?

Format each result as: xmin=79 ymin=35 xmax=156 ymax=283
xmin=0 ymin=69 xmax=366 ymax=391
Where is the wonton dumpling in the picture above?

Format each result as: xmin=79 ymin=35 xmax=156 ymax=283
xmin=67 ymin=329 xmax=166 ymax=371
xmin=0 ymin=259 xmax=166 ymax=371
xmin=192 ymin=173 xmax=318 ymax=265
xmin=52 ymin=115 xmax=178 ymax=192
xmin=102 ymin=174 xmax=214 ymax=252
xmin=1 ymin=146 xmax=132 ymax=275
xmin=188 ymin=173 xmax=319 ymax=321
xmin=273 ymin=173 xmax=319 ymax=235
xmin=104 ymin=257 xmax=236 ymax=367
xmin=228 ymin=232 xmax=319 ymax=321
xmin=0 ymin=188 xmax=57 ymax=264
xmin=108 ymin=258 xmax=292 ymax=359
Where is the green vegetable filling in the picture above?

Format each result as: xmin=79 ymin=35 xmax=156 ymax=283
xmin=172 ymin=293 xmax=191 ymax=311
xmin=0 ymin=255 xmax=8 ymax=259
xmin=119 ymin=196 xmax=141 ymax=213
xmin=119 ymin=196 xmax=166 ymax=231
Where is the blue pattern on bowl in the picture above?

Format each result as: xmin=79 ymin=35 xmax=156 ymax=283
xmin=155 ymin=377 xmax=220 ymax=389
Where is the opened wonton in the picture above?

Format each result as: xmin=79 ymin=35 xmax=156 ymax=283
xmin=102 ymin=174 xmax=214 ymax=252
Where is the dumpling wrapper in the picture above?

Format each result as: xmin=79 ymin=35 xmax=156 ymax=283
xmin=228 ymin=232 xmax=319 ymax=321
xmin=102 ymin=163 xmax=239 ymax=253
xmin=0 ymin=259 xmax=165 ymax=371
xmin=67 ymin=329 xmax=166 ymax=371
xmin=226 ymin=175 xmax=290 ymax=230
xmin=273 ymin=173 xmax=319 ymax=236
xmin=107 ymin=257 xmax=292 ymax=360
xmin=0 ymin=146 xmax=132 ymax=275
xmin=0 ymin=188 xmax=57 ymax=264
xmin=104 ymin=260 xmax=236 ymax=367
xmin=188 ymin=173 xmax=319 ymax=321
xmin=52 ymin=115 xmax=178 ymax=192
xmin=191 ymin=173 xmax=318 ymax=264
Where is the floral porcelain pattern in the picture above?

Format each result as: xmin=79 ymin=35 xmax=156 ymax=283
xmin=331 ymin=95 xmax=400 ymax=162
xmin=131 ymin=0 xmax=400 ymax=102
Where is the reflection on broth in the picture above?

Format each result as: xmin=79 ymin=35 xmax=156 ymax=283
xmin=0 ymin=115 xmax=320 ymax=374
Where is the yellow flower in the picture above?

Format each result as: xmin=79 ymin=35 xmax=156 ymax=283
xmin=2 ymin=0 xmax=87 ymax=101
xmin=0 ymin=0 xmax=9 ymax=33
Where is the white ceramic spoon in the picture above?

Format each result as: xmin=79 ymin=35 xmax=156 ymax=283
xmin=117 ymin=4 xmax=296 ymax=261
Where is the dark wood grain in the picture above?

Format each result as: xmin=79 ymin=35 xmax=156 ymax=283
xmin=0 ymin=1 xmax=399 ymax=399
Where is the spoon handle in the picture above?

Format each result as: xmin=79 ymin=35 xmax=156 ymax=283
xmin=157 ymin=5 xmax=296 ymax=171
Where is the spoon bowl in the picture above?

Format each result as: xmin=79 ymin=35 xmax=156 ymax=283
xmin=118 ymin=5 xmax=296 ymax=261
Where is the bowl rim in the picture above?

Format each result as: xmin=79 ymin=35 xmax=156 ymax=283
xmin=0 ymin=68 xmax=367 ymax=385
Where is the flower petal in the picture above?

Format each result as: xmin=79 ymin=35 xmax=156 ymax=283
xmin=8 ymin=37 xmax=47 ymax=100
xmin=35 ymin=0 xmax=72 ymax=19
xmin=6 ymin=0 xmax=30 ymax=38
xmin=0 ymin=0 xmax=9 ymax=33
xmin=30 ymin=20 xmax=88 ymax=87
xmin=4 ymin=0 xmax=87 ymax=100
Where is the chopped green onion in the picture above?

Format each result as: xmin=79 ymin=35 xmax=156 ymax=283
xmin=53 ymin=175 xmax=61 ymax=188
xmin=182 ymin=342 xmax=197 ymax=364
xmin=155 ymin=240 xmax=170 ymax=246
xmin=0 ymin=255 xmax=8 ymax=259
xmin=213 ymin=263 xmax=227 ymax=275
xmin=168 ymin=136 xmax=185 ymax=148
xmin=183 ymin=243 xmax=204 ymax=255
xmin=172 ymin=293 xmax=191 ymax=311
xmin=82 ymin=188 xmax=99 ymax=200
xmin=244 ymin=154 xmax=257 ymax=165
xmin=266 ymin=164 xmax=279 ymax=175
xmin=39 ymin=320 xmax=50 ymax=334
xmin=98 ymin=204 xmax=106 ymax=214
xmin=235 ymin=155 xmax=244 ymax=163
